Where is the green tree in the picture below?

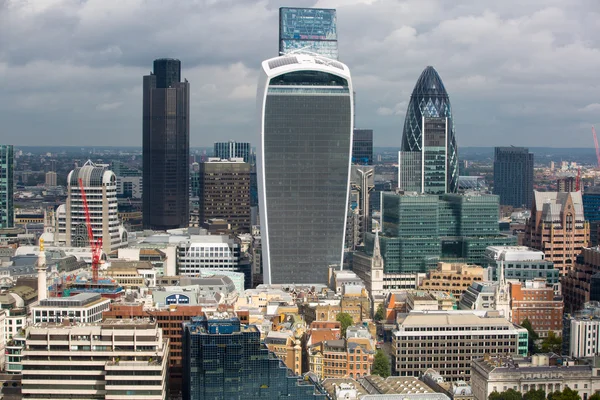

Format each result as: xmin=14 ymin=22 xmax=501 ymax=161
xmin=588 ymin=392 xmax=600 ymax=400
xmin=371 ymin=349 xmax=391 ymax=378
xmin=523 ymin=388 xmax=545 ymax=400
xmin=336 ymin=312 xmax=354 ymax=338
xmin=488 ymin=389 xmax=522 ymax=400
xmin=374 ymin=303 xmax=385 ymax=321
xmin=520 ymin=318 xmax=540 ymax=354
xmin=541 ymin=331 xmax=562 ymax=354
xmin=548 ymin=387 xmax=581 ymax=400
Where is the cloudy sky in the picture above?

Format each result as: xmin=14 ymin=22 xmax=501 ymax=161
xmin=0 ymin=0 xmax=599 ymax=148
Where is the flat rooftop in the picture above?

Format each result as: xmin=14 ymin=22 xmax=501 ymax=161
xmin=37 ymin=293 xmax=108 ymax=308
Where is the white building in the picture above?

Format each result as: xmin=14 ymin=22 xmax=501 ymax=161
xmin=21 ymin=319 xmax=168 ymax=400
xmin=65 ymin=160 xmax=126 ymax=253
xmin=568 ymin=318 xmax=600 ymax=358
xmin=31 ymin=293 xmax=111 ymax=324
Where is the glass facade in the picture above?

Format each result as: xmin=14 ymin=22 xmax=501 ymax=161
xmin=260 ymin=61 xmax=352 ymax=284
xmin=493 ymin=147 xmax=534 ymax=208
xmin=183 ymin=316 xmax=324 ymax=399
xmin=401 ymin=66 xmax=458 ymax=193
xmin=366 ymin=192 xmax=515 ymax=273
xmin=352 ymin=129 xmax=373 ymax=165
xmin=279 ymin=8 xmax=338 ymax=59
xmin=214 ymin=141 xmax=251 ymax=163
xmin=0 ymin=145 xmax=13 ymax=228
xmin=583 ymin=187 xmax=600 ymax=246
xmin=143 ymin=59 xmax=190 ymax=230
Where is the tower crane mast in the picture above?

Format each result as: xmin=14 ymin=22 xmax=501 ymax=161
xmin=78 ymin=178 xmax=102 ymax=283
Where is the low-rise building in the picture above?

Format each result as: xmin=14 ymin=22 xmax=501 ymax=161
xmin=484 ymin=246 xmax=560 ymax=285
xmin=21 ymin=319 xmax=168 ymax=400
xmin=419 ymin=263 xmax=484 ymax=296
xmin=393 ymin=310 xmax=528 ymax=382
xmin=308 ymin=337 xmax=375 ymax=380
xmin=564 ymin=302 xmax=600 ymax=358
xmin=471 ymin=355 xmax=599 ymax=400
xmin=32 ymin=293 xmax=111 ymax=324
xmin=510 ymin=279 xmax=563 ymax=338
xmin=264 ymin=329 xmax=304 ymax=376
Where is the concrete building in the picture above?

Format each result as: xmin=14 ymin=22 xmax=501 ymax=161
xmin=419 ymin=263 xmax=483 ymax=296
xmin=459 ymin=282 xmax=510 ymax=318
xmin=524 ymin=191 xmax=589 ymax=276
xmin=198 ymin=158 xmax=251 ymax=233
xmin=31 ymin=293 xmax=111 ymax=324
xmin=393 ymin=311 xmax=528 ymax=381
xmin=66 ymin=160 xmax=126 ymax=253
xmin=563 ymin=303 xmax=600 ymax=358
xmin=21 ymin=319 xmax=168 ymax=400
xmin=471 ymin=355 xmax=600 ymax=400
xmin=563 ymin=246 xmax=600 ymax=313
xmin=347 ymin=165 xmax=375 ymax=250
xmin=510 ymin=279 xmax=563 ymax=338
xmin=214 ymin=141 xmax=251 ymax=163
xmin=44 ymin=171 xmax=57 ymax=187
xmin=484 ymin=246 xmax=560 ymax=285
xmin=151 ymin=275 xmax=239 ymax=307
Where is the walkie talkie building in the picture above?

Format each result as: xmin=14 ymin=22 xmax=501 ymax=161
xmin=257 ymin=54 xmax=353 ymax=284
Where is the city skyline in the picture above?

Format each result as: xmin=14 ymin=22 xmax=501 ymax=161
xmin=0 ymin=1 xmax=598 ymax=148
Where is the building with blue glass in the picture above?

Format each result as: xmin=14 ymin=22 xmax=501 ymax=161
xmin=279 ymin=7 xmax=338 ymax=60
xmin=182 ymin=313 xmax=325 ymax=399
xmin=0 ymin=145 xmax=13 ymax=228
xmin=493 ymin=147 xmax=534 ymax=208
xmin=257 ymin=54 xmax=353 ymax=284
xmin=399 ymin=66 xmax=458 ymax=194
xmin=583 ymin=186 xmax=600 ymax=246
xmin=214 ymin=141 xmax=251 ymax=163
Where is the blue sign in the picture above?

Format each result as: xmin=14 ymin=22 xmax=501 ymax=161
xmin=166 ymin=293 xmax=190 ymax=305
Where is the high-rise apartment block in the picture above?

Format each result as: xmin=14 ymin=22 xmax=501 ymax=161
xmin=257 ymin=54 xmax=353 ymax=284
xmin=493 ymin=147 xmax=534 ymax=208
xmin=279 ymin=7 xmax=338 ymax=59
xmin=0 ymin=145 xmax=13 ymax=228
xmin=362 ymin=192 xmax=515 ymax=274
xmin=352 ymin=129 xmax=373 ymax=165
xmin=182 ymin=313 xmax=324 ymax=399
xmin=524 ymin=191 xmax=589 ymax=276
xmin=66 ymin=161 xmax=125 ymax=253
xmin=400 ymin=66 xmax=458 ymax=194
xmin=198 ymin=158 xmax=251 ymax=233
xmin=45 ymin=171 xmax=57 ymax=187
xmin=214 ymin=141 xmax=251 ymax=163
xmin=392 ymin=310 xmax=527 ymax=382
xmin=21 ymin=319 xmax=168 ymax=400
xmin=143 ymin=58 xmax=190 ymax=230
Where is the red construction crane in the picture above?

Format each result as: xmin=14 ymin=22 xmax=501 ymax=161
xmin=78 ymin=178 xmax=102 ymax=283
xmin=593 ymin=126 xmax=600 ymax=169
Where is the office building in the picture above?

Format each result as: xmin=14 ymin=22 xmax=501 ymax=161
xmin=471 ymin=355 xmax=599 ymax=400
xmin=0 ymin=145 xmax=13 ymax=229
xmin=419 ymin=262 xmax=484 ymax=296
xmin=400 ymin=66 xmax=458 ymax=194
xmin=524 ymin=191 xmax=589 ymax=276
xmin=66 ymin=161 xmax=126 ymax=253
xmin=112 ymin=161 xmax=143 ymax=199
xmin=257 ymin=54 xmax=353 ymax=284
xmin=44 ymin=171 xmax=57 ymax=187
xmin=484 ymin=246 xmax=560 ymax=285
xmin=583 ymin=186 xmax=600 ymax=246
xmin=143 ymin=58 xmax=190 ymax=230
xmin=360 ymin=192 xmax=515 ymax=275
xmin=21 ymin=319 xmax=168 ymax=400
xmin=493 ymin=147 xmax=534 ymax=208
xmin=198 ymin=158 xmax=251 ymax=233
xmin=352 ymin=129 xmax=373 ymax=165
xmin=182 ymin=313 xmax=325 ymax=399
xmin=279 ymin=7 xmax=338 ymax=59
xmin=307 ymin=337 xmax=375 ymax=379
xmin=563 ymin=302 xmax=600 ymax=357
xmin=510 ymin=279 xmax=563 ymax=338
xmin=347 ymin=165 xmax=375 ymax=249
xmin=563 ymin=247 xmax=600 ymax=312
xmin=392 ymin=310 xmax=528 ymax=382
xmin=31 ymin=293 xmax=111 ymax=324
xmin=399 ymin=117 xmax=449 ymax=194
xmin=214 ymin=141 xmax=251 ymax=163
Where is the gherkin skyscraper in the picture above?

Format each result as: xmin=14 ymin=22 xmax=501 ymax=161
xmin=400 ymin=66 xmax=458 ymax=193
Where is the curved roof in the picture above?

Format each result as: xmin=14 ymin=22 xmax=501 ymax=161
xmin=67 ymin=160 xmax=115 ymax=187
xmin=261 ymin=54 xmax=351 ymax=79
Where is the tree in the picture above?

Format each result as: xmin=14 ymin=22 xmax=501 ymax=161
xmin=336 ymin=312 xmax=354 ymax=338
xmin=371 ymin=349 xmax=390 ymax=378
xmin=589 ymin=392 xmax=600 ymax=400
xmin=523 ymin=388 xmax=545 ymax=400
xmin=548 ymin=387 xmax=581 ymax=400
xmin=488 ymin=389 xmax=522 ymax=400
xmin=374 ymin=303 xmax=385 ymax=321
xmin=520 ymin=318 xmax=540 ymax=354
xmin=541 ymin=331 xmax=562 ymax=354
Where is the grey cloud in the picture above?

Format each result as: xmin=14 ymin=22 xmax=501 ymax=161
xmin=0 ymin=0 xmax=598 ymax=148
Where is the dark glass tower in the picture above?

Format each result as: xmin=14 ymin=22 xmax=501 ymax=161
xmin=257 ymin=55 xmax=353 ymax=284
xmin=352 ymin=129 xmax=373 ymax=165
xmin=143 ymin=58 xmax=190 ymax=230
xmin=0 ymin=145 xmax=13 ymax=228
xmin=401 ymin=66 xmax=458 ymax=193
xmin=493 ymin=147 xmax=534 ymax=208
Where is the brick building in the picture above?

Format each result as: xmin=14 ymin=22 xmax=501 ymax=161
xmin=510 ymin=279 xmax=563 ymax=338
xmin=524 ymin=191 xmax=589 ymax=276
xmin=307 ymin=338 xmax=375 ymax=380
xmin=563 ymin=246 xmax=600 ymax=312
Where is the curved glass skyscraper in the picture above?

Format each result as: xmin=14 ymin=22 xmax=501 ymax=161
xmin=400 ymin=66 xmax=458 ymax=193
xmin=257 ymin=54 xmax=353 ymax=284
